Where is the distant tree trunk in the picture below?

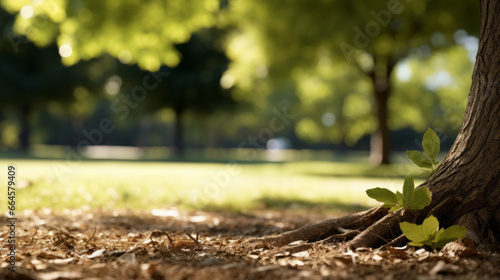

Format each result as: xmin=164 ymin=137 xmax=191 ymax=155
xmin=137 ymin=117 xmax=152 ymax=147
xmin=70 ymin=117 xmax=84 ymax=148
xmin=369 ymin=62 xmax=394 ymax=165
xmin=173 ymin=104 xmax=185 ymax=157
xmin=18 ymin=104 xmax=31 ymax=151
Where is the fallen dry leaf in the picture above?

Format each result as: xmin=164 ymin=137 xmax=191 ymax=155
xmin=37 ymin=271 xmax=83 ymax=280
xmin=87 ymin=249 xmax=106 ymax=259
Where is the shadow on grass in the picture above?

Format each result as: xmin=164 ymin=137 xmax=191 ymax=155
xmin=257 ymin=196 xmax=370 ymax=213
xmin=304 ymin=171 xmax=430 ymax=180
xmin=303 ymin=166 xmax=430 ymax=180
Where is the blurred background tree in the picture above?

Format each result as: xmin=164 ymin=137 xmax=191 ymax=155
xmin=0 ymin=0 xmax=480 ymax=164
xmin=0 ymin=8 xmax=109 ymax=150
xmin=145 ymin=29 xmax=236 ymax=156
xmin=223 ymin=0 xmax=479 ymax=164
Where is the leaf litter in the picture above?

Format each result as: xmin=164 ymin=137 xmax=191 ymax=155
xmin=1 ymin=208 xmax=499 ymax=280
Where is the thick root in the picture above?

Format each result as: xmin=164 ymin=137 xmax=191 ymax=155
xmin=244 ymin=207 xmax=387 ymax=249
xmin=344 ymin=212 xmax=398 ymax=249
xmin=269 ymin=229 xmax=362 ymax=256
xmin=456 ymin=210 xmax=498 ymax=248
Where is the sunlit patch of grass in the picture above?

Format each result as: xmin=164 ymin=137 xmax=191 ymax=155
xmin=0 ymin=159 xmax=424 ymax=213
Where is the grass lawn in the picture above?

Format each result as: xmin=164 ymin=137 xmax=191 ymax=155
xmin=0 ymin=158 xmax=425 ymax=213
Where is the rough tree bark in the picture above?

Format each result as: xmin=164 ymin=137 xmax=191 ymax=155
xmin=246 ymin=0 xmax=499 ymax=250
xmin=418 ymin=0 xmax=500 ymax=245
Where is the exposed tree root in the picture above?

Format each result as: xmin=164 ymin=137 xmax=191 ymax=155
xmin=245 ymin=190 xmax=493 ymax=253
xmin=320 ymin=229 xmax=361 ymax=244
xmin=244 ymin=207 xmax=387 ymax=249
xmin=243 ymin=205 xmax=441 ymax=252
xmin=345 ymin=211 xmax=404 ymax=249
xmin=455 ymin=210 xmax=499 ymax=248
xmin=272 ymin=229 xmax=362 ymax=256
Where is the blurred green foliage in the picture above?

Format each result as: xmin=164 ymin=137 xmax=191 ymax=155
xmin=0 ymin=0 xmax=480 ymax=155
xmin=224 ymin=0 xmax=478 ymax=148
xmin=1 ymin=0 xmax=220 ymax=70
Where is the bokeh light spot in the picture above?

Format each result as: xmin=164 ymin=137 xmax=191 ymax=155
xmin=220 ymin=74 xmax=235 ymax=89
xmin=59 ymin=44 xmax=73 ymax=57
xmin=397 ymin=63 xmax=412 ymax=82
xmin=20 ymin=5 xmax=34 ymax=19
xmin=118 ymin=51 xmax=132 ymax=64
xmin=322 ymin=113 xmax=336 ymax=127
xmin=105 ymin=75 xmax=123 ymax=95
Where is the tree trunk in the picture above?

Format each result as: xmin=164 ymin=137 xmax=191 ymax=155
xmin=370 ymin=78 xmax=390 ymax=165
xmin=173 ymin=104 xmax=185 ymax=157
xmin=369 ymin=63 xmax=393 ymax=165
xmin=137 ymin=117 xmax=152 ymax=147
xmin=18 ymin=104 xmax=31 ymax=151
xmin=421 ymin=0 xmax=500 ymax=245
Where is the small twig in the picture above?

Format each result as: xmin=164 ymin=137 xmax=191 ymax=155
xmin=384 ymin=234 xmax=407 ymax=248
xmin=184 ymin=230 xmax=200 ymax=256
xmin=184 ymin=230 xmax=199 ymax=247
xmin=86 ymin=227 xmax=97 ymax=245
xmin=57 ymin=226 xmax=72 ymax=238
xmin=29 ymin=227 xmax=40 ymax=245
xmin=149 ymin=236 xmax=161 ymax=247
xmin=164 ymin=232 xmax=174 ymax=248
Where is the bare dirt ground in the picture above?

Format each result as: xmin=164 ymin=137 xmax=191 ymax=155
xmin=2 ymin=208 xmax=500 ymax=280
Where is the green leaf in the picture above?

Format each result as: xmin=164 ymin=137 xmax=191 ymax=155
xmin=408 ymin=241 xmax=425 ymax=247
xmin=366 ymin=188 xmax=397 ymax=206
xmin=402 ymin=176 xmax=415 ymax=207
xmin=400 ymin=215 xmax=439 ymax=244
xmin=411 ymin=187 xmax=432 ymax=210
xmin=433 ymin=225 xmax=467 ymax=249
xmin=395 ymin=191 xmax=404 ymax=205
xmin=406 ymin=150 xmax=433 ymax=168
xmin=401 ymin=215 xmax=467 ymax=250
xmin=422 ymin=128 xmax=440 ymax=160
xmin=388 ymin=205 xmax=404 ymax=212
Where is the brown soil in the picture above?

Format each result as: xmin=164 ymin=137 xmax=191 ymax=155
xmin=2 ymin=208 xmax=499 ymax=280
